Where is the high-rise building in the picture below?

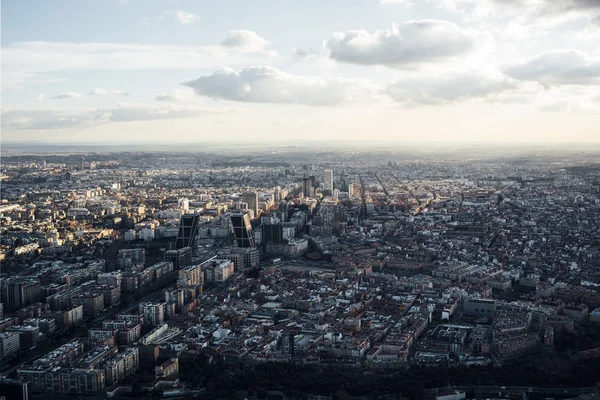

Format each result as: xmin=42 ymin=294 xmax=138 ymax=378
xmin=302 ymin=178 xmax=313 ymax=198
xmin=242 ymin=192 xmax=258 ymax=217
xmin=261 ymin=220 xmax=284 ymax=252
xmin=141 ymin=303 xmax=165 ymax=327
xmin=175 ymin=213 xmax=200 ymax=249
xmin=1 ymin=279 xmax=42 ymax=312
xmin=230 ymin=213 xmax=255 ymax=248
xmin=0 ymin=332 xmax=21 ymax=360
xmin=324 ymin=169 xmax=334 ymax=194
xmin=274 ymin=186 xmax=281 ymax=202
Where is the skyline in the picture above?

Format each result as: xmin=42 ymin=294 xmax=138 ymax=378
xmin=2 ymin=0 xmax=600 ymax=144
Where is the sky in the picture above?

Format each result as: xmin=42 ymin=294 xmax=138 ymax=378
xmin=1 ymin=0 xmax=600 ymax=145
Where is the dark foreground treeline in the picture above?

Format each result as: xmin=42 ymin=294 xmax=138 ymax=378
xmin=179 ymin=355 xmax=600 ymax=399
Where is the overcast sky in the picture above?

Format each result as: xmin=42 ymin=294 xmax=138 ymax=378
xmin=2 ymin=0 xmax=600 ymax=144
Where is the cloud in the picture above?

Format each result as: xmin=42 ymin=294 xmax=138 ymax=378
xmin=504 ymin=50 xmax=600 ymax=86
xmin=437 ymin=0 xmax=600 ymax=14
xmin=52 ymin=92 xmax=83 ymax=99
xmin=386 ymin=70 xmax=518 ymax=104
xmin=2 ymin=40 xmax=277 ymax=87
xmin=37 ymin=93 xmax=47 ymax=102
xmin=1 ymin=103 xmax=218 ymax=130
xmin=167 ymin=10 xmax=200 ymax=25
xmin=324 ymin=20 xmax=483 ymax=67
xmin=88 ymin=88 xmax=129 ymax=96
xmin=182 ymin=66 xmax=376 ymax=106
xmin=219 ymin=30 xmax=277 ymax=57
xmin=292 ymin=47 xmax=320 ymax=61
xmin=435 ymin=0 xmax=600 ymax=27
xmin=155 ymin=89 xmax=194 ymax=102
xmin=538 ymin=99 xmax=572 ymax=112
xmin=380 ymin=0 xmax=412 ymax=5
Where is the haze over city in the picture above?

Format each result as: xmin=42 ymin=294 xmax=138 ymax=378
xmin=2 ymin=3 xmax=600 ymax=400
xmin=2 ymin=0 xmax=600 ymax=145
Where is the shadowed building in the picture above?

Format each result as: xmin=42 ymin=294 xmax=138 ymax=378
xmin=230 ymin=213 xmax=255 ymax=248
xmin=175 ymin=213 xmax=200 ymax=249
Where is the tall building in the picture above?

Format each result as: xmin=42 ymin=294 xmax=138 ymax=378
xmin=324 ymin=169 xmax=334 ymax=194
xmin=175 ymin=213 xmax=200 ymax=249
xmin=302 ymin=178 xmax=313 ymax=198
xmin=230 ymin=213 xmax=255 ymax=248
xmin=274 ymin=186 xmax=281 ymax=202
xmin=242 ymin=192 xmax=258 ymax=217
xmin=0 ymin=332 xmax=21 ymax=360
xmin=141 ymin=303 xmax=165 ymax=327
xmin=1 ymin=279 xmax=42 ymax=312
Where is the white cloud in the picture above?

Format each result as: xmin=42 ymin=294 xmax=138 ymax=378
xmin=88 ymin=88 xmax=129 ymax=96
xmin=386 ymin=70 xmax=518 ymax=104
xmin=182 ymin=66 xmax=376 ymax=106
xmin=1 ymin=103 xmax=218 ymax=130
xmin=155 ymin=89 xmax=195 ymax=102
xmin=219 ymin=30 xmax=278 ymax=57
xmin=436 ymin=0 xmax=600 ymax=30
xmin=2 ymin=39 xmax=277 ymax=87
xmin=51 ymin=92 xmax=83 ymax=99
xmin=167 ymin=10 xmax=200 ymax=25
xmin=292 ymin=47 xmax=320 ymax=61
xmin=324 ymin=20 xmax=484 ymax=67
xmin=437 ymin=0 xmax=600 ymax=15
xmin=37 ymin=93 xmax=47 ymax=102
xmin=505 ymin=50 xmax=600 ymax=86
xmin=380 ymin=0 xmax=412 ymax=5
xmin=538 ymin=99 xmax=572 ymax=112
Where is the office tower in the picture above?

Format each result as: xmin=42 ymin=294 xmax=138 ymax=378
xmin=261 ymin=219 xmax=284 ymax=252
xmin=175 ymin=213 xmax=200 ymax=249
xmin=230 ymin=213 xmax=255 ymax=248
xmin=324 ymin=169 xmax=334 ymax=193
xmin=309 ymin=175 xmax=317 ymax=191
xmin=242 ymin=192 xmax=258 ymax=217
xmin=302 ymin=178 xmax=313 ymax=198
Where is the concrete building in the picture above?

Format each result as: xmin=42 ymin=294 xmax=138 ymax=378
xmin=141 ymin=302 xmax=165 ymax=327
xmin=463 ymin=299 xmax=496 ymax=317
xmin=0 ymin=332 xmax=21 ymax=360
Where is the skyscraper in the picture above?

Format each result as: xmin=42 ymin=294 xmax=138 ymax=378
xmin=230 ymin=213 xmax=255 ymax=248
xmin=175 ymin=213 xmax=200 ymax=249
xmin=242 ymin=192 xmax=258 ymax=217
xmin=324 ymin=169 xmax=334 ymax=194
xmin=302 ymin=178 xmax=313 ymax=198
